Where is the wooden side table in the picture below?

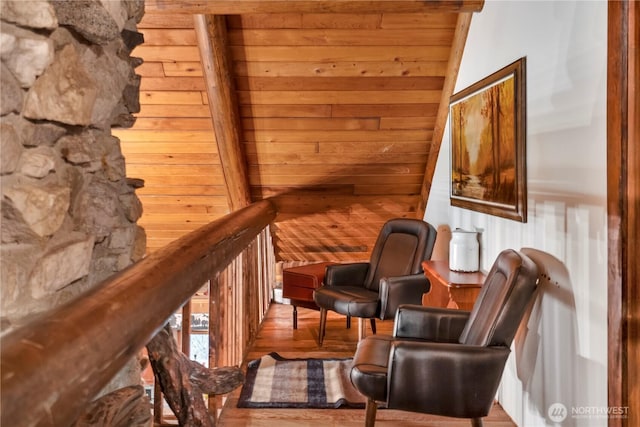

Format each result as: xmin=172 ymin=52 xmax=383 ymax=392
xmin=282 ymin=262 xmax=337 ymax=329
xmin=421 ymin=260 xmax=486 ymax=311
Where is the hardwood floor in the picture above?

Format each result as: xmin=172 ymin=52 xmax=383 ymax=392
xmin=218 ymin=303 xmax=516 ymax=427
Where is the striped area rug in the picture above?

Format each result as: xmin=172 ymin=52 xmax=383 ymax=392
xmin=237 ymin=352 xmax=366 ymax=409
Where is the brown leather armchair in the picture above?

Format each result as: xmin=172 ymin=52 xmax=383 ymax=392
xmin=313 ymin=218 xmax=437 ymax=346
xmin=350 ymin=249 xmax=540 ymax=427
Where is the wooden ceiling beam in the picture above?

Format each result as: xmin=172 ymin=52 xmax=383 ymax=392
xmin=194 ymin=14 xmax=252 ymax=210
xmin=416 ymin=11 xmax=473 ymax=218
xmin=148 ymin=0 xmax=484 ymax=14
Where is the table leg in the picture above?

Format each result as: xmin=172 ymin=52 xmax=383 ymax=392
xmin=293 ymin=305 xmax=298 ymax=329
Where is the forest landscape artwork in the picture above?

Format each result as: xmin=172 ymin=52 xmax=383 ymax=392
xmin=449 ymin=58 xmax=527 ymax=222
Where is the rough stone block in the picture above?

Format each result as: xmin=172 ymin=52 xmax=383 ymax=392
xmin=18 ymin=146 xmax=57 ymax=178
xmin=0 ymin=31 xmax=16 ymax=56
xmin=50 ymin=0 xmax=121 ymax=45
xmin=0 ymin=243 xmax=40 ymax=314
xmin=0 ymin=63 xmax=23 ymax=116
xmin=1 ymin=113 xmax=66 ymax=147
xmin=72 ymin=179 xmax=122 ymax=240
xmin=97 ymin=133 xmax=126 ymax=181
xmin=81 ymin=40 xmax=132 ymax=129
xmin=122 ymin=74 xmax=141 ymax=113
xmin=100 ymin=0 xmax=128 ymax=32
xmin=23 ymin=44 xmax=97 ymax=126
xmin=1 ymin=195 xmax=40 ymax=244
xmin=108 ymin=225 xmax=135 ymax=249
xmin=28 ymin=233 xmax=95 ymax=298
xmin=132 ymin=225 xmax=146 ymax=262
xmin=124 ymin=0 xmax=145 ymax=24
xmin=3 ymin=180 xmax=71 ymax=237
xmin=0 ymin=0 xmax=58 ymax=30
xmin=121 ymin=29 xmax=144 ymax=52
xmin=0 ymin=23 xmax=54 ymax=88
xmin=119 ymin=192 xmax=143 ymax=223
xmin=0 ymin=120 xmax=22 ymax=174
xmin=58 ymin=132 xmax=94 ymax=165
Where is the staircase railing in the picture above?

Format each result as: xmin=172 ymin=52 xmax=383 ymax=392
xmin=0 ymin=199 xmax=277 ymax=427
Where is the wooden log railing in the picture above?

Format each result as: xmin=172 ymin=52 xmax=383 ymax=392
xmin=0 ymin=199 xmax=277 ymax=427
xmin=151 ymin=225 xmax=277 ymax=424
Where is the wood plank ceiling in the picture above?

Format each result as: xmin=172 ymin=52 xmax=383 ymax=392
xmin=114 ymin=0 xmax=484 ymax=261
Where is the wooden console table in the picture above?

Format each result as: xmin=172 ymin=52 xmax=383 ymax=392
xmin=282 ymin=262 xmax=337 ymax=329
xmin=421 ymin=260 xmax=486 ymax=311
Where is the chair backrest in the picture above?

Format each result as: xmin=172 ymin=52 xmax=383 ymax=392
xmin=364 ymin=219 xmax=437 ymax=292
xmin=459 ymin=249 xmax=539 ymax=347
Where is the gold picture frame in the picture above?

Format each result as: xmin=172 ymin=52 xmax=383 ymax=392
xmin=449 ymin=57 xmax=527 ymax=222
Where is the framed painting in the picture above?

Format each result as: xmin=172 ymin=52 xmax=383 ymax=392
xmin=449 ymin=57 xmax=527 ymax=222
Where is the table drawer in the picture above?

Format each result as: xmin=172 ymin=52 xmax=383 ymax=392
xmin=282 ymin=262 xmax=336 ymax=302
xmin=283 ymin=285 xmax=315 ymax=301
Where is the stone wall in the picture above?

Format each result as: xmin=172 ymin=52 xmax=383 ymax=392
xmin=1 ymin=0 xmax=146 ymax=396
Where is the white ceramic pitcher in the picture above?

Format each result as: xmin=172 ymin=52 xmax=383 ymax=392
xmin=449 ymin=229 xmax=480 ymax=272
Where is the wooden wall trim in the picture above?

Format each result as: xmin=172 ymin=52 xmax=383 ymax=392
xmin=147 ymin=0 xmax=485 ymax=14
xmin=630 ymin=8 xmax=639 ymax=424
xmin=417 ymin=12 xmax=473 ymax=218
xmin=607 ymin=1 xmax=638 ymax=425
xmin=194 ymin=14 xmax=252 ymax=210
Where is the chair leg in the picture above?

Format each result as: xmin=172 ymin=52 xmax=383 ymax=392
xmin=471 ymin=418 xmax=483 ymax=427
xmin=318 ymin=308 xmax=327 ymax=346
xmin=346 ymin=315 xmax=351 ymax=329
xmin=370 ymin=318 xmax=376 ymax=334
xmin=365 ymin=399 xmax=377 ymax=427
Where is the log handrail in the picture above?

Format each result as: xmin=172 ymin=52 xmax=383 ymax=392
xmin=0 ymin=199 xmax=277 ymax=427
xmin=145 ymin=0 xmax=485 ymax=14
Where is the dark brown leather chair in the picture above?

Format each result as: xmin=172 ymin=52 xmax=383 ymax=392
xmin=313 ymin=218 xmax=437 ymax=346
xmin=350 ymin=249 xmax=539 ymax=427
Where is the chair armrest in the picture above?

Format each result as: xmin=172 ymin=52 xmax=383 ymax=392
xmin=324 ymin=263 xmax=369 ymax=286
xmin=393 ymin=304 xmax=470 ymax=342
xmin=387 ymin=341 xmax=510 ymax=418
xmin=378 ymin=274 xmax=431 ymax=320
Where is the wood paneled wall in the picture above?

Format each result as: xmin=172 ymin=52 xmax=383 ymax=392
xmin=114 ymin=13 xmax=230 ymax=253
xmin=229 ymin=13 xmax=456 ymax=261
xmin=116 ymin=10 xmax=464 ymax=262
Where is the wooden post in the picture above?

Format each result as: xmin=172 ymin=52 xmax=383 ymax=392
xmin=208 ymin=275 xmax=222 ymax=417
xmin=182 ymin=300 xmax=192 ymax=358
xmin=194 ymin=14 xmax=251 ymax=211
xmin=607 ymin=2 xmax=639 ymax=426
xmin=151 ymin=300 xmax=191 ymax=425
xmin=146 ymin=324 xmax=244 ymax=427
